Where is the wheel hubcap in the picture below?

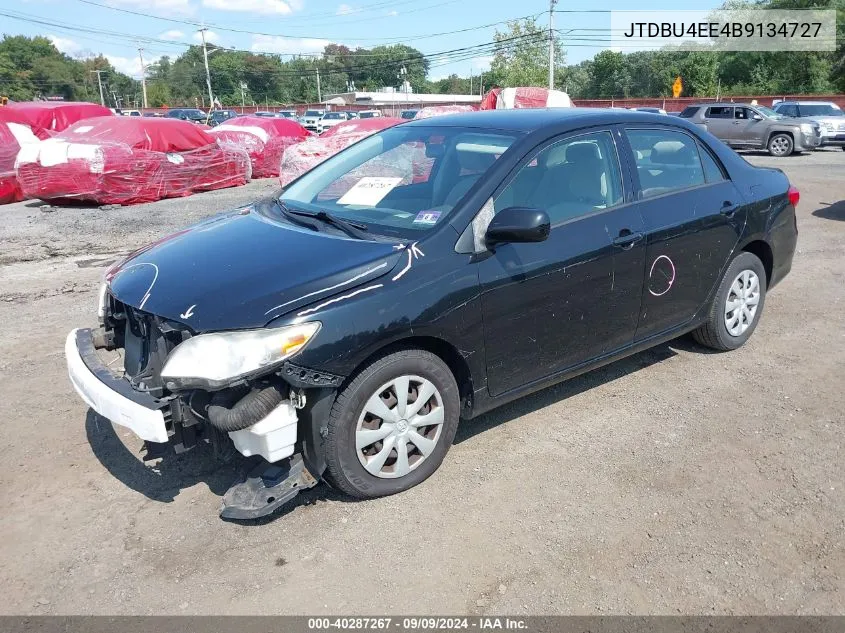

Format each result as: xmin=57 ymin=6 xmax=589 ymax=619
xmin=355 ymin=375 xmax=444 ymax=479
xmin=724 ymin=269 xmax=760 ymax=336
xmin=773 ymin=137 xmax=789 ymax=154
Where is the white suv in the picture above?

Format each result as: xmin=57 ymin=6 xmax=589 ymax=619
xmin=773 ymin=101 xmax=845 ymax=149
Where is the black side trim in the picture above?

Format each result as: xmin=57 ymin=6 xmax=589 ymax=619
xmin=75 ymin=328 xmax=166 ymax=411
xmin=280 ymin=361 xmax=344 ymax=388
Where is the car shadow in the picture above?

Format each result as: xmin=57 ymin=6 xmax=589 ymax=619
xmin=455 ymin=336 xmax=701 ymax=445
xmin=812 ymin=200 xmax=845 ymax=221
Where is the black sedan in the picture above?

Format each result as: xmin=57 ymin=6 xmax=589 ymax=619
xmin=66 ymin=109 xmax=798 ymax=519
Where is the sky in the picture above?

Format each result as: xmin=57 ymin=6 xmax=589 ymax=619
xmin=1 ymin=0 xmax=721 ymax=84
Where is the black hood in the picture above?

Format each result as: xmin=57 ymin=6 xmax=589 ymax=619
xmin=107 ymin=201 xmax=403 ymax=331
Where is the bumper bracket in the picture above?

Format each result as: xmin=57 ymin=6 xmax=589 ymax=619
xmin=220 ymin=454 xmax=317 ymax=520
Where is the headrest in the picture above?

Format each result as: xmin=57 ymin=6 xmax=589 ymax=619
xmin=457 ymin=150 xmax=495 ymax=172
xmin=565 ymin=142 xmax=601 ymax=164
xmin=650 ymin=140 xmax=695 ymax=165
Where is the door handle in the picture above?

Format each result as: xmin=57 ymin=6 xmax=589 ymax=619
xmin=612 ymin=230 xmax=644 ymax=249
xmin=720 ymin=201 xmax=738 ymax=217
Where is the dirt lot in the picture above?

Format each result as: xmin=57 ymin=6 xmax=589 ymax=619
xmin=0 ymin=149 xmax=843 ymax=616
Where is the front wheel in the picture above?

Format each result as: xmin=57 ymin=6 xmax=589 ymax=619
xmin=768 ymin=133 xmax=794 ymax=157
xmin=693 ymin=251 xmax=767 ymax=351
xmin=324 ymin=349 xmax=460 ymax=499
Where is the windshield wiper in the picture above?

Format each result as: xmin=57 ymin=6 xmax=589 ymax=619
xmin=276 ymin=201 xmax=321 ymax=233
xmin=285 ymin=208 xmax=373 ymax=241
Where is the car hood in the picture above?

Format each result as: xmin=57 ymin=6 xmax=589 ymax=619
xmin=106 ymin=200 xmax=404 ymax=332
xmin=808 ymin=116 xmax=845 ymax=128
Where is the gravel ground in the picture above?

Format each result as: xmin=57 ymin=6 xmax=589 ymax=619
xmin=0 ymin=150 xmax=843 ymax=616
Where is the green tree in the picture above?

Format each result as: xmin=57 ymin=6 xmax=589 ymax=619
xmin=490 ymin=17 xmax=563 ymax=88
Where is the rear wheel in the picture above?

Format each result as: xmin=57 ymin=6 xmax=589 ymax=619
xmin=693 ymin=252 xmax=767 ymax=351
xmin=324 ymin=349 xmax=460 ymax=499
xmin=767 ymin=133 xmax=793 ymax=157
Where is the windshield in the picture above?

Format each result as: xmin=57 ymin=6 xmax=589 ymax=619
xmin=305 ymin=110 xmax=322 ymax=117
xmin=279 ymin=125 xmax=518 ymax=239
xmin=400 ymin=110 xmax=418 ymax=120
xmin=757 ymin=106 xmax=783 ymax=119
xmin=800 ymin=104 xmax=843 ymax=117
xmin=359 ymin=112 xmax=376 ymax=118
xmin=323 ymin=113 xmax=343 ymax=119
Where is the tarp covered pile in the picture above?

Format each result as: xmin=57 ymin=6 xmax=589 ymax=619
xmin=16 ymin=117 xmax=251 ymax=205
xmin=412 ymin=105 xmax=476 ymax=119
xmin=280 ymin=117 xmax=403 ymax=186
xmin=480 ymin=87 xmax=572 ymax=109
xmin=210 ymin=116 xmax=310 ymax=178
xmin=0 ymin=111 xmax=41 ymax=204
xmin=7 ymin=101 xmax=113 ymax=137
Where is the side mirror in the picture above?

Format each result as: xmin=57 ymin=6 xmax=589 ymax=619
xmin=485 ymin=206 xmax=550 ymax=247
xmin=752 ymin=113 xmax=763 ymax=121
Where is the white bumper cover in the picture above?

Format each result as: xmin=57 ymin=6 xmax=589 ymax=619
xmin=65 ymin=329 xmax=169 ymax=443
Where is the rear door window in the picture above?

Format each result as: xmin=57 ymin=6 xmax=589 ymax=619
xmin=777 ymin=104 xmax=799 ymax=117
xmin=626 ymin=129 xmax=706 ymax=198
xmin=705 ymin=106 xmax=733 ymax=119
xmin=679 ymin=106 xmax=699 ymax=118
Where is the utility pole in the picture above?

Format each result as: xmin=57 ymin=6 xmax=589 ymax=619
xmin=90 ymin=69 xmax=106 ymax=106
xmin=470 ymin=67 xmax=473 ymax=95
xmin=198 ymin=27 xmax=214 ymax=111
xmin=239 ymin=81 xmax=247 ymax=113
xmin=137 ymin=47 xmax=148 ymax=109
xmin=548 ymin=0 xmax=558 ymax=90
xmin=316 ymin=67 xmax=322 ymax=103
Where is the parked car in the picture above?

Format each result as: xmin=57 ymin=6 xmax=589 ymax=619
xmin=209 ymin=109 xmax=239 ymax=126
xmin=300 ymin=109 xmax=325 ymax=131
xmin=679 ymin=102 xmax=821 ymax=156
xmin=165 ymin=108 xmax=208 ymax=124
xmin=358 ymin=110 xmax=382 ymax=119
xmin=121 ymin=109 xmax=142 ymax=117
xmin=399 ymin=109 xmax=419 ymax=120
xmin=344 ymin=111 xmax=359 ymax=119
xmin=66 ymin=109 xmax=798 ymax=519
xmin=316 ymin=111 xmax=351 ymax=133
xmin=772 ymin=101 xmax=845 ymax=149
xmin=277 ymin=110 xmax=298 ymax=119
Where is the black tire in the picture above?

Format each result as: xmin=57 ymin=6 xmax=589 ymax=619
xmin=693 ymin=251 xmax=767 ymax=351
xmin=324 ymin=349 xmax=460 ymax=499
xmin=767 ymin=133 xmax=794 ymax=157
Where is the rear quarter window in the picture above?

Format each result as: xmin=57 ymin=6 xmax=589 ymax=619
xmin=679 ymin=106 xmax=700 ymax=118
xmin=705 ymin=106 xmax=733 ymax=119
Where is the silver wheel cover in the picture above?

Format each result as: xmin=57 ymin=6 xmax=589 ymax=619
xmin=724 ymin=269 xmax=761 ymax=337
xmin=355 ymin=374 xmax=445 ymax=479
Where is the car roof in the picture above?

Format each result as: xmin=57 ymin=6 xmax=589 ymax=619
xmin=777 ymin=100 xmax=838 ymax=105
xmin=400 ymin=107 xmax=692 ymax=132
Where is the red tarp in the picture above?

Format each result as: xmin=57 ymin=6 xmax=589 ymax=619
xmin=0 ymin=120 xmax=40 ymax=204
xmin=7 ymin=101 xmax=113 ymax=136
xmin=16 ymin=117 xmax=250 ymax=205
xmin=280 ymin=117 xmax=404 ymax=186
xmin=481 ymin=87 xmax=572 ymax=109
xmin=0 ymin=107 xmax=48 ymax=139
xmin=210 ymin=116 xmax=309 ymax=178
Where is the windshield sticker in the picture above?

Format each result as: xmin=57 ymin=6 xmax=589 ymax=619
xmin=337 ymin=176 xmax=402 ymax=206
xmin=413 ymin=210 xmax=441 ymax=225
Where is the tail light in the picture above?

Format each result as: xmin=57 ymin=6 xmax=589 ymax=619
xmin=787 ymin=185 xmax=800 ymax=207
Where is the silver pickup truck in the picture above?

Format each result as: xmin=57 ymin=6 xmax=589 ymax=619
xmin=679 ymin=103 xmax=821 ymax=156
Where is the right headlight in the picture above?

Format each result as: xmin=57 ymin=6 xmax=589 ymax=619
xmin=800 ymin=123 xmax=814 ymax=134
xmin=160 ymin=322 xmax=321 ymax=390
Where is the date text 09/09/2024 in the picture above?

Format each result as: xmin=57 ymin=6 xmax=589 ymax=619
xmin=307 ymin=618 xmax=527 ymax=631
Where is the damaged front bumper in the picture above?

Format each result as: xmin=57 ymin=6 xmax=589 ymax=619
xmin=65 ymin=327 xmax=321 ymax=519
xmin=66 ymin=328 xmax=170 ymax=443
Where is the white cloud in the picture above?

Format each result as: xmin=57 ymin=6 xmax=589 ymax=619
xmin=106 ymin=0 xmax=194 ymax=17
xmin=106 ymin=54 xmax=161 ymax=78
xmin=251 ymin=34 xmax=330 ymax=55
xmin=387 ymin=9 xmax=398 ymax=16
xmin=473 ymin=55 xmax=494 ymax=70
xmin=193 ymin=30 xmax=219 ymax=43
xmin=159 ymin=29 xmax=185 ymax=40
xmin=336 ymin=3 xmax=355 ymax=15
xmin=202 ymin=0 xmax=296 ymax=15
xmin=48 ymin=35 xmax=83 ymax=56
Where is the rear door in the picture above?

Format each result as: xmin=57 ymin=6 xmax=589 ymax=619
xmin=702 ymin=106 xmax=735 ymax=143
xmin=622 ymin=127 xmax=747 ymax=341
xmin=478 ymin=128 xmax=647 ymax=396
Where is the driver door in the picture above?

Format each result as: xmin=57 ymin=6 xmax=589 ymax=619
xmin=477 ymin=129 xmax=647 ymax=397
xmin=732 ymin=106 xmax=765 ymax=147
